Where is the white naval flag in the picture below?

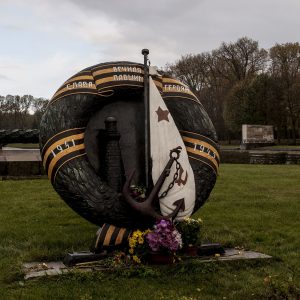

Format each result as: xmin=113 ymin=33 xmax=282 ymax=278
xmin=149 ymin=77 xmax=196 ymax=221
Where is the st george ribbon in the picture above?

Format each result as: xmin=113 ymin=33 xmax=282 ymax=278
xmin=149 ymin=73 xmax=196 ymax=221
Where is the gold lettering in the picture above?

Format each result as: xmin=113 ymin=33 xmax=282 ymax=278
xmin=112 ymin=66 xmax=143 ymax=73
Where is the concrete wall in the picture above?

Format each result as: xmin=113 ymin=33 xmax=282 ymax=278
xmin=221 ymin=150 xmax=300 ymax=164
xmin=0 ymin=161 xmax=45 ymax=179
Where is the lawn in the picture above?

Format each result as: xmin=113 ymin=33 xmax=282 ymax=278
xmin=0 ymin=165 xmax=299 ymax=299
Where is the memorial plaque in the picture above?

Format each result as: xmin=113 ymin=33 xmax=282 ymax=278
xmin=242 ymin=125 xmax=274 ymax=144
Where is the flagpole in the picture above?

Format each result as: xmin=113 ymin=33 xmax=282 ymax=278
xmin=142 ymin=48 xmax=150 ymax=189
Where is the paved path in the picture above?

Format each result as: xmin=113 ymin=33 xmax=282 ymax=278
xmin=23 ymin=249 xmax=272 ymax=280
xmin=0 ymin=148 xmax=41 ymax=162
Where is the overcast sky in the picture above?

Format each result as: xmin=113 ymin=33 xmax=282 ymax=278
xmin=0 ymin=0 xmax=299 ymax=99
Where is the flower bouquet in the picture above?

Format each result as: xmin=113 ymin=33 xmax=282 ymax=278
xmin=128 ymin=229 xmax=151 ymax=264
xmin=176 ymin=218 xmax=203 ymax=256
xmin=127 ymin=219 xmax=183 ymax=264
xmin=146 ymin=219 xmax=182 ymax=264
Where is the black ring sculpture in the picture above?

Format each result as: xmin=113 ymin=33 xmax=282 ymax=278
xmin=39 ymin=61 xmax=220 ymax=228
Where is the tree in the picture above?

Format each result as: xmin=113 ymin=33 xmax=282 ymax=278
xmin=212 ymin=37 xmax=268 ymax=83
xmin=224 ymin=74 xmax=286 ymax=140
xmin=32 ymin=98 xmax=49 ymax=128
xmin=0 ymin=95 xmax=48 ymax=129
xmin=167 ymin=53 xmax=229 ymax=139
xmin=270 ymin=43 xmax=300 ymax=144
xmin=286 ymin=77 xmax=300 ymax=142
xmin=166 ymin=53 xmax=210 ymax=94
xmin=166 ymin=37 xmax=268 ymax=141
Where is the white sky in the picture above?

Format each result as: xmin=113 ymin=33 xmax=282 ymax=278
xmin=0 ymin=0 xmax=299 ymax=99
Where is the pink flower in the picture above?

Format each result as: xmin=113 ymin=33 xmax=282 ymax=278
xmin=146 ymin=219 xmax=182 ymax=252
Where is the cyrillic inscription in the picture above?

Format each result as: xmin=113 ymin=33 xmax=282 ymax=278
xmin=67 ymin=82 xmax=93 ymax=89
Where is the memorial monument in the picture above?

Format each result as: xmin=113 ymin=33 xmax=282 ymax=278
xmin=241 ymin=124 xmax=274 ymax=150
xmin=39 ymin=50 xmax=220 ymax=258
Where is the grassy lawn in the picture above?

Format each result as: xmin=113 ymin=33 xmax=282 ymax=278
xmin=0 ymin=165 xmax=299 ymax=299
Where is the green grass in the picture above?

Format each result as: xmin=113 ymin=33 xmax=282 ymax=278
xmin=0 ymin=165 xmax=299 ymax=299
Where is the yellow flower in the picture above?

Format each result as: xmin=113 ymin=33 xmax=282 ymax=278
xmin=132 ymin=255 xmax=141 ymax=264
xmin=128 ymin=238 xmax=136 ymax=248
xmin=135 ymin=230 xmax=142 ymax=236
xmin=128 ymin=229 xmax=152 ymax=259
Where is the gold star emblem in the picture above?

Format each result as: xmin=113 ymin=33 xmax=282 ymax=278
xmin=155 ymin=106 xmax=169 ymax=122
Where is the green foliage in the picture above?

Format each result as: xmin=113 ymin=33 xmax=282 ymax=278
xmin=0 ymin=165 xmax=299 ymax=299
xmin=176 ymin=218 xmax=202 ymax=246
xmin=168 ymin=38 xmax=300 ymax=142
xmin=224 ymin=74 xmax=284 ymax=133
xmin=269 ymin=42 xmax=300 ymax=144
xmin=0 ymin=95 xmax=48 ymax=130
xmin=128 ymin=229 xmax=151 ymax=264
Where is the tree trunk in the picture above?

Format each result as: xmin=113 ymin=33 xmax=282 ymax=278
xmin=277 ymin=127 xmax=281 ymax=145
xmin=227 ymin=131 xmax=231 ymax=145
xmin=291 ymin=119 xmax=297 ymax=145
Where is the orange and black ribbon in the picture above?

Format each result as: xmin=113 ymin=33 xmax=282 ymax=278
xmin=41 ymin=128 xmax=86 ymax=183
xmin=162 ymin=77 xmax=200 ymax=104
xmin=91 ymin=62 xmax=145 ymax=93
xmin=94 ymin=223 xmax=131 ymax=250
xmin=180 ymin=130 xmax=220 ymax=174
xmin=50 ymin=70 xmax=98 ymax=104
